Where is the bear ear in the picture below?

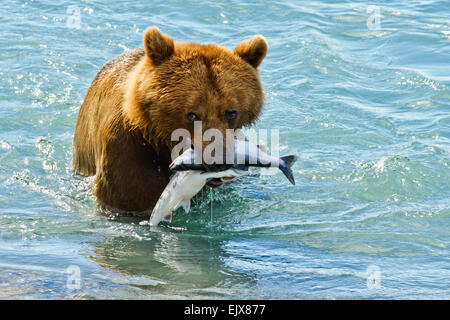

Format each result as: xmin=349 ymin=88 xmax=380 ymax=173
xmin=143 ymin=26 xmax=174 ymax=66
xmin=234 ymin=35 xmax=268 ymax=68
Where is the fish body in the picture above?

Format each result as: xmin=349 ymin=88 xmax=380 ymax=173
xmin=149 ymin=139 xmax=297 ymax=226
xmin=148 ymin=168 xmax=248 ymax=226
xmin=170 ymin=138 xmax=297 ymax=185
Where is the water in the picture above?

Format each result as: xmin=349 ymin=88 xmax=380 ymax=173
xmin=0 ymin=0 xmax=449 ymax=299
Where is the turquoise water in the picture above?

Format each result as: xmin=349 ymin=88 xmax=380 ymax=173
xmin=1 ymin=0 xmax=449 ymax=299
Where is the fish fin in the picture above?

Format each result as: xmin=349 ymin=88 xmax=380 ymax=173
xmin=162 ymin=212 xmax=173 ymax=223
xmin=181 ymin=200 xmax=191 ymax=213
xmin=172 ymin=198 xmax=184 ymax=211
xmin=280 ymin=155 xmax=298 ymax=185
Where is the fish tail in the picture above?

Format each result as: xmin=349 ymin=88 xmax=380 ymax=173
xmin=279 ymin=155 xmax=297 ymax=185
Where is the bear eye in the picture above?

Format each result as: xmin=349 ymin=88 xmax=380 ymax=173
xmin=186 ymin=112 xmax=199 ymax=122
xmin=225 ymin=110 xmax=238 ymax=121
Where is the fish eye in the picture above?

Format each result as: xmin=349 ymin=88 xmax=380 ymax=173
xmin=225 ymin=110 xmax=238 ymax=121
xmin=186 ymin=112 xmax=199 ymax=122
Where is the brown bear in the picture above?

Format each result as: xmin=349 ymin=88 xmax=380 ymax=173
xmin=72 ymin=26 xmax=267 ymax=215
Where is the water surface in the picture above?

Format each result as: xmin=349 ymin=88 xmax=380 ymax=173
xmin=0 ymin=0 xmax=449 ymax=299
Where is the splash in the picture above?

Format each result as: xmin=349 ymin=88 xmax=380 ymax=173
xmin=210 ymin=187 xmax=213 ymax=224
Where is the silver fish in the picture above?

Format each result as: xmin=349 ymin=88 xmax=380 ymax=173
xmin=169 ymin=138 xmax=297 ymax=185
xmin=148 ymin=168 xmax=248 ymax=226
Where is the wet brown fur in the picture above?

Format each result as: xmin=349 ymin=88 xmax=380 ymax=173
xmin=73 ymin=26 xmax=267 ymax=214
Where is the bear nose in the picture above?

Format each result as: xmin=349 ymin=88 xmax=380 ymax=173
xmin=204 ymin=119 xmax=227 ymax=133
xmin=201 ymin=120 xmax=228 ymax=148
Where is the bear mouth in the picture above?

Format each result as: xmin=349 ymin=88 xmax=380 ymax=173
xmin=206 ymin=178 xmax=223 ymax=188
xmin=206 ymin=176 xmax=235 ymax=188
xmin=221 ymin=176 xmax=235 ymax=181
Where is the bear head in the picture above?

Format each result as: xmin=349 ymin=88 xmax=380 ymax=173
xmin=124 ymin=26 xmax=267 ymax=166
